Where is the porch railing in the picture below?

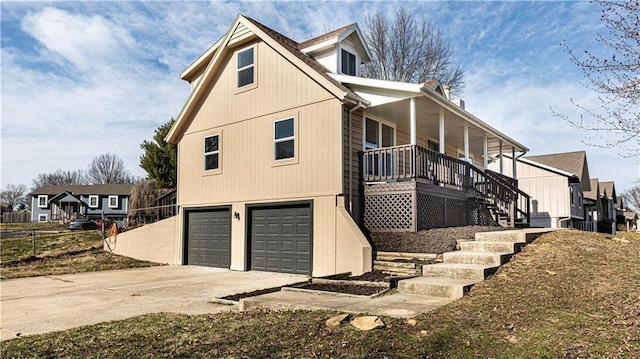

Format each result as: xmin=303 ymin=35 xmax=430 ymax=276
xmin=362 ymin=144 xmax=530 ymax=225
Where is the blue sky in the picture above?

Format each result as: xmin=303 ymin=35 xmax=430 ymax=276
xmin=1 ymin=1 xmax=637 ymax=194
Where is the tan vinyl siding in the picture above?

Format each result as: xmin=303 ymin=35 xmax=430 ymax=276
xmin=342 ymin=107 xmax=364 ymax=221
xmin=174 ymin=37 xmax=357 ymax=275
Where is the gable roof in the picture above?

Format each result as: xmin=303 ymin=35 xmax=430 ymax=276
xmin=524 ymin=151 xmax=591 ymax=192
xmin=583 ymin=178 xmax=600 ymax=201
xmin=166 ymin=15 xmax=367 ymax=144
xmin=298 ymin=24 xmax=353 ymax=49
xmin=298 ymin=23 xmax=372 ymax=63
xmin=30 ymin=184 xmax=134 ymax=196
xmin=599 ymin=181 xmax=617 ymax=202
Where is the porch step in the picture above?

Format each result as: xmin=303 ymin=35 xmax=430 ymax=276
xmin=373 ymin=260 xmax=421 ymax=276
xmin=475 ymin=230 xmax=544 ymax=243
xmin=442 ymin=251 xmax=512 ymax=266
xmin=421 ymin=263 xmax=499 ymax=281
xmin=459 ymin=241 xmax=524 ymax=254
xmin=398 ymin=277 xmax=478 ymax=298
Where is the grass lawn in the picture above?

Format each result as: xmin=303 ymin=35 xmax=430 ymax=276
xmin=1 ymin=229 xmax=161 ymax=279
xmin=2 ymin=230 xmax=639 ymax=358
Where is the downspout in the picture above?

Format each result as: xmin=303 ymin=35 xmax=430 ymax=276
xmin=348 ymin=101 xmax=365 ymax=213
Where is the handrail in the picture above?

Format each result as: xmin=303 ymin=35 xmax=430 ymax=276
xmin=362 ymin=145 xmax=530 ymax=225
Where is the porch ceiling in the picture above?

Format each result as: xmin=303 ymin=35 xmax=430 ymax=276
xmin=364 ymin=96 xmax=526 ymax=156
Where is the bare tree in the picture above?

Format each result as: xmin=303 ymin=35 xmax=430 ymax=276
xmin=128 ymin=179 xmax=158 ymax=224
xmin=32 ymin=169 xmax=87 ymax=189
xmin=87 ymin=153 xmax=136 ymax=184
xmin=554 ymin=0 xmax=639 ymax=155
xmin=621 ymin=184 xmax=640 ymax=211
xmin=0 ymin=184 xmax=28 ymax=211
xmin=362 ymin=7 xmax=465 ymax=95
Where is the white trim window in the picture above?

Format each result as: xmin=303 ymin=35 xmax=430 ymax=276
xmin=108 ymin=195 xmax=118 ymax=208
xmin=237 ymin=46 xmax=255 ymax=88
xmin=204 ymin=134 xmax=220 ymax=171
xmin=274 ymin=117 xmax=295 ymax=161
xmin=88 ymin=195 xmax=99 ymax=208
xmin=364 ymin=117 xmax=395 ymax=150
xmin=341 ymin=48 xmax=357 ymax=76
xmin=38 ymin=214 xmax=48 ymax=222
xmin=38 ymin=195 xmax=48 ymax=208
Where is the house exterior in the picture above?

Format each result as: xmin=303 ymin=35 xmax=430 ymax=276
xmin=599 ymin=181 xmax=618 ymax=234
xmin=156 ymin=15 xmax=529 ymax=277
xmin=489 ymin=151 xmax=590 ymax=229
xmin=583 ymin=178 xmax=602 ymax=231
xmin=30 ymin=184 xmax=133 ymax=226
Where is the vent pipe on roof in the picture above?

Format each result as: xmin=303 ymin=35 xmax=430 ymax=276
xmin=443 ymin=84 xmax=451 ymax=99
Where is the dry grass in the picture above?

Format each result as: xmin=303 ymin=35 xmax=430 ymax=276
xmin=1 ymin=230 xmax=160 ymax=279
xmin=3 ymin=230 xmax=639 ymax=358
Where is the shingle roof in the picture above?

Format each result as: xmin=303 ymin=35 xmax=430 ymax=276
xmin=297 ymin=24 xmax=354 ymax=49
xmin=599 ymin=181 xmax=617 ymax=202
xmin=30 ymin=184 xmax=134 ymax=196
xmin=244 ymin=16 xmax=359 ymax=99
xmin=583 ymin=178 xmax=600 ymax=201
xmin=524 ymin=151 xmax=591 ymax=191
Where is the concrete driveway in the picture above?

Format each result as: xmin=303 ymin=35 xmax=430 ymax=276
xmin=0 ymin=266 xmax=305 ymax=341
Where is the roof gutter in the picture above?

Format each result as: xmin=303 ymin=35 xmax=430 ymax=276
xmin=347 ymin=100 xmax=366 ymax=211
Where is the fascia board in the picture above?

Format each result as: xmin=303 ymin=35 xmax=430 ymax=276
xmin=180 ymin=38 xmax=223 ymax=81
xmin=419 ymin=86 xmax=529 ymax=153
xmin=166 ymin=15 xmax=241 ymax=144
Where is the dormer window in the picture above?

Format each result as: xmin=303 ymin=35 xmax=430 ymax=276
xmin=341 ymin=49 xmax=356 ymax=76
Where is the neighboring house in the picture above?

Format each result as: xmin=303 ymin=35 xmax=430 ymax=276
xmin=152 ymin=15 xmax=529 ymax=277
xmin=30 ymin=184 xmax=133 ymax=226
xmin=583 ymin=178 xmax=602 ymax=231
xmin=489 ymin=151 xmax=590 ymax=229
xmin=599 ymin=181 xmax=618 ymax=234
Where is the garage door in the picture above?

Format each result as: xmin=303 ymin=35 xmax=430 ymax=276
xmin=185 ymin=208 xmax=231 ymax=268
xmin=250 ymin=204 xmax=311 ymax=275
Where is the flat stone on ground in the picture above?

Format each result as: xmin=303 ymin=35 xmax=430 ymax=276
xmin=351 ymin=316 xmax=385 ymax=331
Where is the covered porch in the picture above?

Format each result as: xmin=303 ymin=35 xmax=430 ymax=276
xmin=335 ymin=74 xmax=530 ymax=231
xmin=48 ymin=191 xmax=83 ymax=222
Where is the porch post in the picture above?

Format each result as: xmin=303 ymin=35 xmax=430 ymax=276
xmin=439 ymin=108 xmax=445 ymax=154
xmin=463 ymin=125 xmax=469 ymax=161
xmin=483 ymin=135 xmax=488 ymax=169
xmin=499 ymin=140 xmax=504 ymax=174
xmin=512 ymin=147 xmax=517 ymax=179
xmin=410 ymin=97 xmax=417 ymax=145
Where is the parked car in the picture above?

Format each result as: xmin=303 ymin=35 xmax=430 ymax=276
xmin=68 ymin=219 xmax=99 ymax=231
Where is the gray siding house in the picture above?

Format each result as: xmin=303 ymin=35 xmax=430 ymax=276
xmin=30 ymin=184 xmax=133 ymax=225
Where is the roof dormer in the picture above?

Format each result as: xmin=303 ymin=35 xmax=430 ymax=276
xmin=298 ymin=23 xmax=371 ymax=76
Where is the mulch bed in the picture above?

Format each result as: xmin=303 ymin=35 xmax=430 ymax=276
xmin=318 ymin=270 xmax=389 ymax=282
xmin=296 ymin=283 xmax=384 ymax=296
xmin=370 ymin=225 xmax=507 ymax=253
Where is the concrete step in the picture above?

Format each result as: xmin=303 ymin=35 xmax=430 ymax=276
xmin=475 ymin=229 xmax=552 ymax=243
xmin=443 ymin=251 xmax=512 ymax=266
xmin=373 ymin=260 xmax=421 ymax=276
xmin=375 ymin=251 xmax=437 ymax=262
xmin=398 ymin=277 xmax=478 ymax=298
xmin=422 ymin=263 xmax=499 ymax=280
xmin=459 ymin=240 xmax=524 ymax=253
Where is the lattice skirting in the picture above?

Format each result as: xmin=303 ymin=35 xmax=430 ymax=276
xmin=364 ymin=186 xmax=492 ymax=232
xmin=364 ymin=192 xmax=413 ymax=231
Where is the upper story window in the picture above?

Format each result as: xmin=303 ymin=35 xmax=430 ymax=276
xmin=88 ymin=195 xmax=99 ymax=208
xmin=274 ymin=118 xmax=295 ymax=161
xmin=341 ymin=49 xmax=356 ymax=76
xmin=204 ymin=134 xmax=220 ymax=171
xmin=237 ymin=47 xmax=255 ymax=88
xmin=38 ymin=195 xmax=47 ymax=208
xmin=108 ymin=196 xmax=118 ymax=208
